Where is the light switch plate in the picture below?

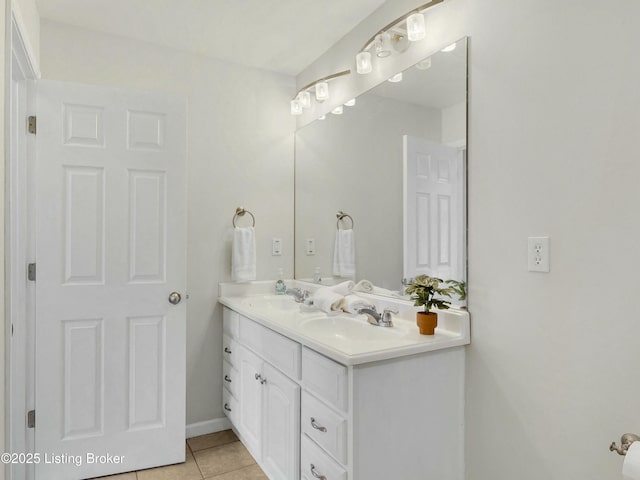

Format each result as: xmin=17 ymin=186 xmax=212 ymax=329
xmin=528 ymin=236 xmax=550 ymax=272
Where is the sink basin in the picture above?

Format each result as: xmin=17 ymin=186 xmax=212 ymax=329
xmin=241 ymin=295 xmax=299 ymax=311
xmin=300 ymin=315 xmax=407 ymax=350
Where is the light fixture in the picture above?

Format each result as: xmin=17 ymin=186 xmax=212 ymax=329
xmin=375 ymin=32 xmax=392 ymax=58
xmin=356 ymin=51 xmax=372 ymax=74
xmin=388 ymin=72 xmax=403 ymax=83
xmin=415 ymin=58 xmax=432 ymax=70
xmin=345 ymin=98 xmax=356 ymax=107
xmin=441 ymin=42 xmax=457 ymax=52
xmin=331 ymin=105 xmax=344 ymax=115
xmin=315 ymin=82 xmax=329 ymax=101
xmin=354 ymin=0 xmax=443 ymax=75
xmin=297 ymin=91 xmax=311 ymax=109
xmin=407 ymin=13 xmax=426 ymax=42
xmin=290 ymin=99 xmax=303 ymax=115
xmin=289 ymin=70 xmax=351 ymax=116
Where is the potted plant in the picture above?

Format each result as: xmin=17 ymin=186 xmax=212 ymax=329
xmin=404 ymin=275 xmax=454 ymax=335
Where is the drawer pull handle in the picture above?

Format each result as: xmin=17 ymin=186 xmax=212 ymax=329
xmin=224 ymin=347 xmax=232 ymax=354
xmin=223 ymin=403 xmax=232 ymax=412
xmin=224 ymin=375 xmax=232 ymax=383
xmin=255 ymin=373 xmax=262 ymax=382
xmin=310 ymin=464 xmax=327 ymax=480
xmin=310 ymin=417 xmax=327 ymax=432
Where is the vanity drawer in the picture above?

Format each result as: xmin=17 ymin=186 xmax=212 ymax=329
xmin=222 ymin=388 xmax=239 ymax=426
xmin=301 ymin=434 xmax=347 ymax=480
xmin=301 ymin=390 xmax=347 ymax=465
xmin=222 ymin=335 xmax=240 ymax=367
xmin=223 ymin=307 xmax=240 ymax=339
xmin=240 ymin=319 xmax=301 ymax=379
xmin=302 ymin=347 xmax=348 ymax=412
xmin=222 ymin=360 xmax=238 ymax=397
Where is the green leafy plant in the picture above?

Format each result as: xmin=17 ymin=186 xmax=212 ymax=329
xmin=446 ymin=279 xmax=467 ymax=302
xmin=404 ymin=275 xmax=454 ymax=312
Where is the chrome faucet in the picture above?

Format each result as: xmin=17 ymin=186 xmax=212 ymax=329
xmin=356 ymin=306 xmax=398 ymax=327
xmin=285 ymin=288 xmax=310 ymax=304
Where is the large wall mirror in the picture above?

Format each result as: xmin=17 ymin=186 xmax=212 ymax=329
xmin=295 ymin=37 xmax=467 ymax=304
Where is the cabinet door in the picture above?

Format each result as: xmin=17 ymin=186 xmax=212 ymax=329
xmin=238 ymin=345 xmax=263 ymax=460
xmin=262 ymin=363 xmax=301 ymax=480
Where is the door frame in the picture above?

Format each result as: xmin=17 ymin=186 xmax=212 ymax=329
xmin=5 ymin=6 xmax=40 ymax=480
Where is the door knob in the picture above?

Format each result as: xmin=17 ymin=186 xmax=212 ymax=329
xmin=168 ymin=292 xmax=182 ymax=305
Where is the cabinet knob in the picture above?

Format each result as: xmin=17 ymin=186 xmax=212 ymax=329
xmin=310 ymin=464 xmax=327 ymax=480
xmin=310 ymin=417 xmax=327 ymax=433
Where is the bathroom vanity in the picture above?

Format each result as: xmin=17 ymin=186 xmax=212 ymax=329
xmin=218 ymin=282 xmax=469 ymax=480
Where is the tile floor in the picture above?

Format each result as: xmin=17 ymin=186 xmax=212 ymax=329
xmin=92 ymin=430 xmax=267 ymax=480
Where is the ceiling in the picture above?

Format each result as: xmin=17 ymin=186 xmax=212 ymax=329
xmin=36 ymin=0 xmax=388 ymax=76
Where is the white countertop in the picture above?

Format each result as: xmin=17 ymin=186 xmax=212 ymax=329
xmin=218 ymin=284 xmax=470 ymax=365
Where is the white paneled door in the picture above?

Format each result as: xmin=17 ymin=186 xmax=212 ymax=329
xmin=34 ymin=80 xmax=186 ymax=480
xmin=403 ymin=135 xmax=464 ymax=283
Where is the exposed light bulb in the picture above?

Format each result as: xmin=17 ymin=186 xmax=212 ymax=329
xmin=375 ymin=32 xmax=392 ymax=58
xmin=407 ymin=13 xmax=426 ymax=42
xmin=388 ymin=72 xmax=403 ymax=83
xmin=415 ymin=58 xmax=432 ymax=70
xmin=297 ymin=91 xmax=311 ymax=109
xmin=356 ymin=51 xmax=372 ymax=74
xmin=441 ymin=43 xmax=457 ymax=52
xmin=290 ymin=99 xmax=303 ymax=115
xmin=345 ymin=98 xmax=356 ymax=107
xmin=331 ymin=105 xmax=344 ymax=115
xmin=315 ymin=82 xmax=329 ymax=101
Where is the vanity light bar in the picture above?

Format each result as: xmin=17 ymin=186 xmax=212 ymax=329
xmin=356 ymin=0 xmax=445 ymax=75
xmin=290 ymin=69 xmax=352 ymax=116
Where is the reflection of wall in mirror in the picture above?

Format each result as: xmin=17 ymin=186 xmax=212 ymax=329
xmin=295 ymin=93 xmax=443 ymax=291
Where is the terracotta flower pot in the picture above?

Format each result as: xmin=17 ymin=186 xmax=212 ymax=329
xmin=416 ymin=311 xmax=437 ymax=335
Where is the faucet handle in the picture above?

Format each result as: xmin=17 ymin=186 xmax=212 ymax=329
xmin=383 ymin=307 xmax=399 ymax=315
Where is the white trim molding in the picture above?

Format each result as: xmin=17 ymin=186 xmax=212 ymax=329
xmin=186 ymin=417 xmax=232 ymax=439
xmin=10 ymin=7 xmax=40 ymax=80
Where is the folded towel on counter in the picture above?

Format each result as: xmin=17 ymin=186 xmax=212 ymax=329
xmin=313 ymin=287 xmax=345 ymax=313
xmin=352 ymin=279 xmax=401 ymax=297
xmin=341 ymin=295 xmax=374 ymax=314
xmin=333 ymin=229 xmax=356 ymax=277
xmin=331 ymin=280 xmax=355 ymax=296
xmin=231 ymin=226 xmax=256 ymax=282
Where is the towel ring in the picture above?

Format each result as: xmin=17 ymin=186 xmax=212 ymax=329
xmin=336 ymin=211 xmax=354 ymax=230
xmin=233 ymin=207 xmax=255 ymax=227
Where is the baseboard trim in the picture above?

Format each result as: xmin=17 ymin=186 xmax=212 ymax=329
xmin=186 ymin=417 xmax=232 ymax=439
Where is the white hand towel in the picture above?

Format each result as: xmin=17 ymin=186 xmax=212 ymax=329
xmin=232 ymin=226 xmax=256 ymax=282
xmin=313 ymin=287 xmax=345 ymax=313
xmin=331 ymin=280 xmax=355 ymax=296
xmin=333 ymin=229 xmax=356 ymax=277
xmin=341 ymin=295 xmax=374 ymax=314
xmin=352 ymin=279 xmax=400 ymax=297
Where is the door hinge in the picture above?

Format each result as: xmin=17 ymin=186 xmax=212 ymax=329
xmin=27 ymin=410 xmax=35 ymax=428
xmin=27 ymin=263 xmax=36 ymax=281
xmin=27 ymin=115 xmax=36 ymax=134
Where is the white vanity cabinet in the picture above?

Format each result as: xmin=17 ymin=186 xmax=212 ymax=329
xmin=221 ymin=304 xmax=466 ymax=480
xmin=223 ymin=308 xmax=301 ymax=479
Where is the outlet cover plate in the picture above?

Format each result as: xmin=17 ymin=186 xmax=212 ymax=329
xmin=528 ymin=236 xmax=550 ymax=272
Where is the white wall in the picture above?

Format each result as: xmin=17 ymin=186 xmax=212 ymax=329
xmin=0 ymin=2 xmax=6 ymax=477
xmin=39 ymin=20 xmax=296 ymax=427
xmin=299 ymin=0 xmax=640 ymax=479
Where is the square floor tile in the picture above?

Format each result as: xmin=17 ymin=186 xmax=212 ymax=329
xmin=188 ymin=430 xmax=238 ymax=452
xmin=206 ymin=464 xmax=267 ymax=480
xmin=193 ymin=441 xmax=255 ymax=478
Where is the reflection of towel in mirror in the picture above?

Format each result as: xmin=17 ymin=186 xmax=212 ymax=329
xmin=232 ymin=227 xmax=256 ymax=282
xmin=341 ymin=294 xmax=373 ymax=314
xmin=333 ymin=229 xmax=355 ymax=277
xmin=313 ymin=287 xmax=345 ymax=313
xmin=352 ymin=279 xmax=401 ymax=297
xmin=332 ymin=280 xmax=355 ymax=295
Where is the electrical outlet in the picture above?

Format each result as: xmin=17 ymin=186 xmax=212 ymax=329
xmin=528 ymin=236 xmax=550 ymax=272
xmin=306 ymin=238 xmax=315 ymax=255
xmin=272 ymin=238 xmax=282 ymax=256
